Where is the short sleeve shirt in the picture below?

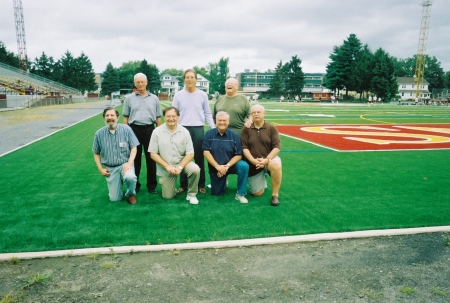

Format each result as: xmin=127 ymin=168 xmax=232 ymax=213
xmin=240 ymin=121 xmax=281 ymax=177
xmin=213 ymin=94 xmax=250 ymax=135
xmin=202 ymin=128 xmax=243 ymax=173
xmin=148 ymin=123 xmax=194 ymax=177
xmin=123 ymin=92 xmax=162 ymax=125
xmin=92 ymin=124 xmax=140 ymax=167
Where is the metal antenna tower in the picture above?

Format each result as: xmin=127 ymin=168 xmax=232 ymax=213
xmin=414 ymin=0 xmax=432 ymax=99
xmin=13 ymin=0 xmax=28 ymax=72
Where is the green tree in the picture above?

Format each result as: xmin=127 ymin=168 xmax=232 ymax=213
xmin=268 ymin=61 xmax=286 ymax=96
xmin=193 ymin=57 xmax=229 ymax=94
xmin=325 ymin=46 xmax=346 ymax=93
xmin=285 ymin=55 xmax=304 ymax=97
xmin=30 ymin=52 xmax=56 ymax=79
xmin=393 ymin=55 xmax=445 ymax=92
xmin=117 ymin=61 xmax=141 ymax=89
xmin=59 ymin=51 xmax=77 ymax=88
xmin=325 ymin=34 xmax=362 ymax=97
xmin=139 ymin=59 xmax=161 ymax=94
xmin=101 ymin=63 xmax=120 ymax=97
xmin=444 ymin=71 xmax=450 ymax=88
xmin=353 ymin=44 xmax=374 ymax=99
xmin=74 ymin=52 xmax=97 ymax=94
xmin=0 ymin=41 xmax=19 ymax=68
xmin=370 ymin=48 xmax=397 ymax=101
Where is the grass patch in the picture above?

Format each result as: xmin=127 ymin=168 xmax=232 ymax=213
xmin=1 ymin=103 xmax=450 ymax=253
xmin=432 ymin=288 xmax=450 ymax=297
xmin=100 ymin=261 xmax=118 ymax=269
xmin=444 ymin=236 xmax=450 ymax=246
xmin=8 ymin=257 xmax=20 ymax=265
xmin=399 ymin=286 xmax=415 ymax=295
xmin=24 ymin=272 xmax=51 ymax=288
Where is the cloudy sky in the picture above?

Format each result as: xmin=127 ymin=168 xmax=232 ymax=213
xmin=1 ymin=0 xmax=449 ymax=75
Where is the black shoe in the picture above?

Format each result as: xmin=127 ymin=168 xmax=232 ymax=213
xmin=270 ymin=195 xmax=280 ymax=206
xmin=148 ymin=189 xmax=157 ymax=194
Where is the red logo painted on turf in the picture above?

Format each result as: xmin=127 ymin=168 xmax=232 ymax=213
xmin=276 ymin=124 xmax=450 ymax=151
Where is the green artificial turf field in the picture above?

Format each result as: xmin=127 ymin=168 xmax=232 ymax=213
xmin=1 ymin=102 xmax=450 ymax=253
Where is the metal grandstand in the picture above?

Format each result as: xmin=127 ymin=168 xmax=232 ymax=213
xmin=0 ymin=62 xmax=81 ymax=97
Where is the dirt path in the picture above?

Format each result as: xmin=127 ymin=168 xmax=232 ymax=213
xmin=1 ymin=233 xmax=449 ymax=302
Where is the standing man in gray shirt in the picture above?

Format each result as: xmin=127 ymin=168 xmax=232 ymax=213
xmin=123 ymin=73 xmax=162 ymax=194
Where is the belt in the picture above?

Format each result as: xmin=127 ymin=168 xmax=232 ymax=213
xmin=131 ymin=123 xmax=154 ymax=127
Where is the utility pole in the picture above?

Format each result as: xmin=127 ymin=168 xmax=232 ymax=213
xmin=414 ymin=0 xmax=432 ymax=99
xmin=13 ymin=0 xmax=28 ymax=72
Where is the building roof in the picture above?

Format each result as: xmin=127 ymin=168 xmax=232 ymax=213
xmin=397 ymin=77 xmax=429 ymax=85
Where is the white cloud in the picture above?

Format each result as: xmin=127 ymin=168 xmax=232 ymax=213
xmin=0 ymin=0 xmax=448 ymax=74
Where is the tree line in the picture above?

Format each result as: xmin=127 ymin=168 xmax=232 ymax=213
xmin=2 ymin=38 xmax=450 ymax=99
xmin=101 ymin=57 xmax=230 ymax=97
xmin=324 ymin=33 xmax=449 ymax=100
xmin=0 ymin=41 xmax=97 ymax=94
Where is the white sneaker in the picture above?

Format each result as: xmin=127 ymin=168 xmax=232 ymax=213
xmin=186 ymin=195 xmax=199 ymax=205
xmin=235 ymin=194 xmax=248 ymax=204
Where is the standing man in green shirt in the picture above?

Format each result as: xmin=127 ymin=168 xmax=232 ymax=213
xmin=213 ymin=78 xmax=252 ymax=136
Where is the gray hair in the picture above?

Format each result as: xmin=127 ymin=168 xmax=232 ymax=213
xmin=216 ymin=111 xmax=230 ymax=119
xmin=251 ymin=104 xmax=265 ymax=112
xmin=134 ymin=73 xmax=147 ymax=81
xmin=225 ymin=78 xmax=238 ymax=85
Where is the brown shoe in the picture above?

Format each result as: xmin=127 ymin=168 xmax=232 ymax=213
xmin=127 ymin=195 xmax=137 ymax=204
xmin=270 ymin=195 xmax=280 ymax=206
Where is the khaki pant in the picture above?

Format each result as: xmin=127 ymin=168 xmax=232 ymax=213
xmin=159 ymin=162 xmax=200 ymax=199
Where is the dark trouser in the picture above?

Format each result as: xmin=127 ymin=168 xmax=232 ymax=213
xmin=180 ymin=126 xmax=205 ymax=189
xmin=130 ymin=124 xmax=157 ymax=191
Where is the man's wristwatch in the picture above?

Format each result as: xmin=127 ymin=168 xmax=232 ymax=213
xmin=267 ymin=158 xmax=272 ymax=162
xmin=226 ymin=163 xmax=230 ymax=168
xmin=178 ymin=166 xmax=183 ymax=170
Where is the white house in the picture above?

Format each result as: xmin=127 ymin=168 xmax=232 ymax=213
xmin=397 ymin=77 xmax=430 ymax=100
xmin=196 ymin=74 xmax=210 ymax=93
xmin=160 ymin=74 xmax=180 ymax=98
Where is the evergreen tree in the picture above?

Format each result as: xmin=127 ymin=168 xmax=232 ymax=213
xmin=30 ymin=52 xmax=55 ymax=79
xmin=370 ymin=48 xmax=397 ymax=100
xmin=268 ymin=61 xmax=286 ymax=96
xmin=59 ymin=51 xmax=77 ymax=88
xmin=101 ymin=63 xmax=120 ymax=97
xmin=325 ymin=34 xmax=362 ymax=97
xmin=140 ymin=59 xmax=161 ymax=94
xmin=285 ymin=55 xmax=304 ymax=97
xmin=0 ymin=41 xmax=19 ymax=68
xmin=325 ymin=46 xmax=346 ymax=93
xmin=74 ymin=52 xmax=97 ymax=94
xmin=353 ymin=44 xmax=374 ymax=99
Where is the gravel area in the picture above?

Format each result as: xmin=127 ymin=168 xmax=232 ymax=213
xmin=1 ymin=101 xmax=449 ymax=302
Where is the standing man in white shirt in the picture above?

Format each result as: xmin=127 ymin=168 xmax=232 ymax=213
xmin=172 ymin=69 xmax=215 ymax=195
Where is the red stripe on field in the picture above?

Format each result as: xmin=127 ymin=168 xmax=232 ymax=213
xmin=276 ymin=124 xmax=450 ymax=151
